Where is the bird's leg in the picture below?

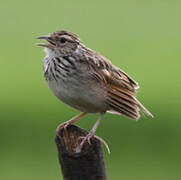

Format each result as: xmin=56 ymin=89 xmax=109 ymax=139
xmin=78 ymin=113 xmax=110 ymax=153
xmin=56 ymin=112 xmax=86 ymax=134
xmin=80 ymin=113 xmax=104 ymax=145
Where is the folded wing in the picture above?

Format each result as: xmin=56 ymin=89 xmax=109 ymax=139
xmin=90 ymin=57 xmax=153 ymax=120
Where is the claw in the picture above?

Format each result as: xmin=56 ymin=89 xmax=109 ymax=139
xmin=78 ymin=133 xmax=110 ymax=154
xmin=94 ymin=135 xmax=110 ymax=154
xmin=56 ymin=112 xmax=87 ymax=135
xmin=79 ymin=133 xmax=93 ymax=147
xmin=87 ymin=136 xmax=92 ymax=144
xmin=56 ymin=122 xmax=70 ymax=135
xmin=78 ymin=136 xmax=91 ymax=145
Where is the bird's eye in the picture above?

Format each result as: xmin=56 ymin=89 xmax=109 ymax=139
xmin=60 ymin=37 xmax=67 ymax=44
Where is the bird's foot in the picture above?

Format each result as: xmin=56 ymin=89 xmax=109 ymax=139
xmin=94 ymin=135 xmax=110 ymax=154
xmin=79 ymin=131 xmax=94 ymax=146
xmin=56 ymin=112 xmax=87 ymax=136
xmin=56 ymin=121 xmax=71 ymax=136
xmin=78 ymin=132 xmax=110 ymax=154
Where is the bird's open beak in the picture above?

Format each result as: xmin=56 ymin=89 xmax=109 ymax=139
xmin=37 ymin=36 xmax=50 ymax=40
xmin=37 ymin=35 xmax=56 ymax=48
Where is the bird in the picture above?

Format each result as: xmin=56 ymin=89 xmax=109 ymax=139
xmin=37 ymin=30 xmax=153 ymax=152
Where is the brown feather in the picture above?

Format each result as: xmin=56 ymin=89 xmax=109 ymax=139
xmin=109 ymin=99 xmax=136 ymax=115
xmin=84 ymin=49 xmax=153 ymax=120
xmin=108 ymin=91 xmax=137 ymax=110
xmin=108 ymin=103 xmax=139 ymax=120
xmin=93 ymin=67 xmax=152 ymax=120
xmin=107 ymin=88 xmax=140 ymax=120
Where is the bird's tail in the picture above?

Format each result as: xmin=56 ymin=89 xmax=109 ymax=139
xmin=133 ymin=96 xmax=154 ymax=118
xmin=107 ymin=87 xmax=153 ymax=120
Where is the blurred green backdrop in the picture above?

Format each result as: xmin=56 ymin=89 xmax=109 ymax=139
xmin=1 ymin=0 xmax=181 ymax=179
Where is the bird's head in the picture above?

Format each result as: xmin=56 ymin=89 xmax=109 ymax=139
xmin=37 ymin=30 xmax=81 ymax=55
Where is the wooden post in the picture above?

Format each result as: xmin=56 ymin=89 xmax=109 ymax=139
xmin=55 ymin=125 xmax=108 ymax=180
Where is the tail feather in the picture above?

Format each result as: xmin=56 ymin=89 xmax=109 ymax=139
xmin=107 ymin=88 xmax=153 ymax=120
xmin=107 ymin=91 xmax=140 ymax=120
xmin=109 ymin=103 xmax=139 ymax=120
xmin=133 ymin=97 xmax=154 ymax=118
xmin=108 ymin=98 xmax=139 ymax=117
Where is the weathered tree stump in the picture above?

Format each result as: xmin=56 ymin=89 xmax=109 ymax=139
xmin=55 ymin=125 xmax=107 ymax=180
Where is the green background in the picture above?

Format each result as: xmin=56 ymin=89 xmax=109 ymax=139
xmin=1 ymin=0 xmax=181 ymax=179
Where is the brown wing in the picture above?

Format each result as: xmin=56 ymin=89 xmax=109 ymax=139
xmin=88 ymin=54 xmax=153 ymax=120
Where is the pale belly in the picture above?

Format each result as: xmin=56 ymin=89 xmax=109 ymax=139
xmin=47 ymin=79 xmax=108 ymax=113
